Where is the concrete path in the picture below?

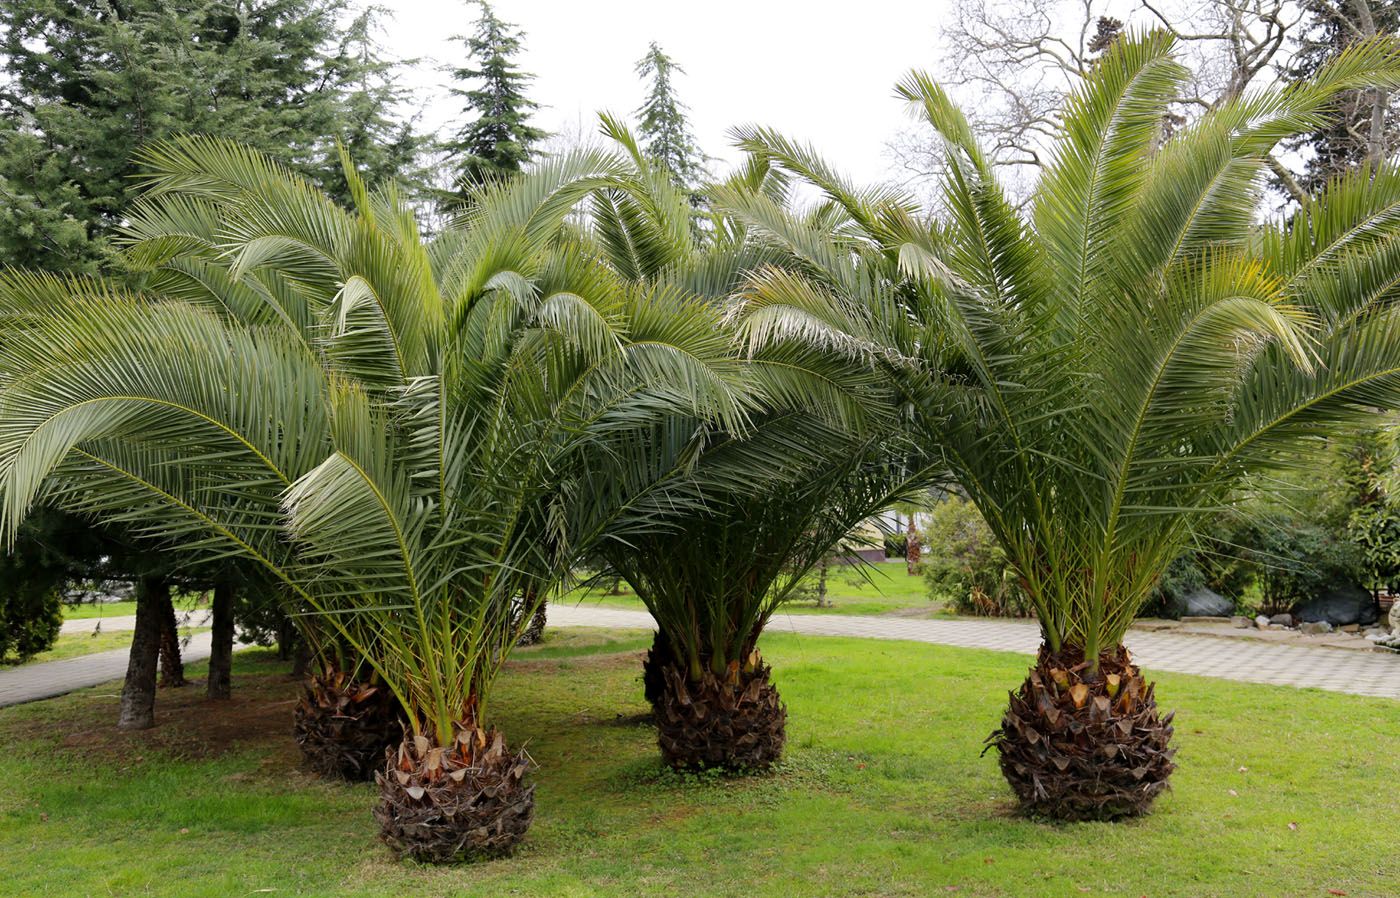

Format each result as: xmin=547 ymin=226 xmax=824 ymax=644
xmin=0 ymin=631 xmax=221 ymax=708
xmin=3 ymin=603 xmax=1396 ymax=710
xmin=548 ymin=605 xmax=1400 ymax=701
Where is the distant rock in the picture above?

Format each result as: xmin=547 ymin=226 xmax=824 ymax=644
xmin=1269 ymin=613 xmax=1293 ymax=627
xmin=1293 ymin=584 xmax=1379 ymax=627
xmin=1300 ymin=620 xmax=1333 ymax=635
xmin=1255 ymin=614 xmax=1271 ymax=629
xmin=1165 ymin=588 xmax=1235 ymax=619
xmin=1231 ymin=615 xmax=1254 ymax=629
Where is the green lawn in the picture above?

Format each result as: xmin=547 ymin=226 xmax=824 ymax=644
xmin=60 ymin=599 xmax=140 ymax=619
xmin=2 ymin=627 xmax=207 ymax=666
xmin=62 ymin=592 xmax=211 ymax=620
xmin=0 ymin=629 xmax=1395 ymax=897
xmin=565 ymin=562 xmax=940 ymax=616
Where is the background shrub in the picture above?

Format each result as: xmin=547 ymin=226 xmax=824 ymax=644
xmin=921 ymin=496 xmax=1029 ymax=617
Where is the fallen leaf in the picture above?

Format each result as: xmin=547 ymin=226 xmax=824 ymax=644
xmin=1328 ymin=891 xmax=1347 ymax=896
xmin=1078 ymin=888 xmax=1092 ymax=893
xmin=179 ymin=828 xmax=189 ymax=834
xmin=38 ymin=813 xmax=47 ymax=822
xmin=1288 ymin=822 xmax=1299 ymax=831
xmin=983 ymin=858 xmax=994 ymax=864
xmin=1228 ymin=789 xmax=1237 ymax=796
xmin=1237 ymin=766 xmax=1248 ymax=772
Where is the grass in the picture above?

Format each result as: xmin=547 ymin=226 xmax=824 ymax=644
xmin=0 ymin=628 xmax=1396 ymax=897
xmin=61 ymin=599 xmax=140 ymax=619
xmin=564 ymin=562 xmax=941 ymax=617
xmin=62 ymin=592 xmax=211 ymax=620
xmin=2 ymin=627 xmax=207 ymax=666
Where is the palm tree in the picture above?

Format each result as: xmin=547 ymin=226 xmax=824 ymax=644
xmin=0 ymin=138 xmax=753 ymax=859
xmin=719 ymin=33 xmax=1400 ymax=817
xmin=578 ymin=119 xmax=931 ymax=769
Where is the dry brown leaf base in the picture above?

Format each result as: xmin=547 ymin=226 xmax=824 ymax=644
xmin=292 ymin=672 xmax=399 ymax=782
xmin=655 ymin=658 xmax=786 ymax=770
xmin=987 ymin=644 xmax=1176 ymax=821
xmin=374 ymin=724 xmax=535 ymax=864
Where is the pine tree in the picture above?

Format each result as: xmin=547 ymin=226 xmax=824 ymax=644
xmin=0 ymin=0 xmax=424 ymax=273
xmin=443 ymin=1 xmax=546 ymax=190
xmin=1285 ymin=0 xmax=1400 ymax=192
xmin=634 ymin=41 xmax=706 ymax=190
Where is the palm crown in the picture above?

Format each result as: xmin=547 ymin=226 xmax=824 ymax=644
xmin=0 ymin=138 xmax=753 ymax=748
xmin=724 ymin=32 xmax=1400 ymax=668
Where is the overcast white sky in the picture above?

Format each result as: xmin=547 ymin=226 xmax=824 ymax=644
xmin=378 ymin=0 xmax=955 ymax=188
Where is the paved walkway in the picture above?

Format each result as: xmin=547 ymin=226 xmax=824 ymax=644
xmin=0 ymin=631 xmax=221 ymax=707
xmin=548 ymin=605 xmax=1400 ymax=701
xmin=3 ymin=604 xmax=1396 ymax=709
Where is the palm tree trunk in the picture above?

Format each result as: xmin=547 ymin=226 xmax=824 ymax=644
xmin=988 ymin=643 xmax=1176 ymax=820
xmin=118 ymin=576 xmax=165 ymax=730
xmin=651 ymin=648 xmax=786 ymax=769
xmin=375 ymin=720 xmax=536 ymax=862
xmin=207 ymin=579 xmax=234 ymax=700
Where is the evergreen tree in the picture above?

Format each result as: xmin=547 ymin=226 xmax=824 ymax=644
xmin=634 ymin=41 xmax=706 ymax=190
xmin=0 ymin=0 xmax=423 ymax=273
xmin=443 ymin=1 xmax=546 ymax=190
xmin=1286 ymin=0 xmax=1400 ymax=192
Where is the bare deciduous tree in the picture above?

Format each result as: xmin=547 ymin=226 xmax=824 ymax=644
xmin=892 ymin=0 xmax=1329 ymax=205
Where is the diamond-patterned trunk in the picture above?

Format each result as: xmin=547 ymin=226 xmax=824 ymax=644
xmin=292 ymin=671 xmax=399 ymax=781
xmin=652 ymin=653 xmax=787 ymax=770
xmin=374 ymin=724 xmax=535 ymax=863
xmin=987 ymin=643 xmax=1176 ymax=820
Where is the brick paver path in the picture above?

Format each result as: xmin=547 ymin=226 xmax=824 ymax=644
xmin=548 ymin=605 xmax=1400 ymax=701
xmin=3 ymin=604 xmax=1396 ymax=709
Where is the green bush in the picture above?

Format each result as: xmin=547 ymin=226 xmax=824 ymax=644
xmin=1248 ymin=514 xmax=1367 ymax=614
xmin=921 ymin=496 xmax=1028 ymax=617
xmin=1141 ymin=513 xmax=1257 ymax=617
xmin=0 ymin=581 xmax=61 ymax=662
xmin=0 ymin=510 xmax=71 ymax=661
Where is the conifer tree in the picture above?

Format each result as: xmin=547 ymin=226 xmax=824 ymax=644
xmin=443 ymin=1 xmax=546 ymax=189
xmin=634 ymin=41 xmax=706 ymax=190
xmin=1286 ymin=0 xmax=1400 ymax=192
xmin=0 ymin=0 xmax=422 ymax=273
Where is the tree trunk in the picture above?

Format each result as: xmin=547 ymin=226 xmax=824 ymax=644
xmin=291 ymin=634 xmax=313 ymax=678
xmin=516 ymin=598 xmax=547 ymax=646
xmin=906 ymin=518 xmax=922 ymax=575
xmin=118 ymin=576 xmax=165 ymax=730
xmin=155 ymin=582 xmax=185 ymax=688
xmin=988 ymin=643 xmax=1176 ymax=820
xmin=276 ymin=615 xmax=297 ymax=661
xmin=207 ymin=579 xmax=234 ymax=700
